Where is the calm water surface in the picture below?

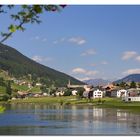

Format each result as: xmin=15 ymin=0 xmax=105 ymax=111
xmin=0 ymin=103 xmax=140 ymax=135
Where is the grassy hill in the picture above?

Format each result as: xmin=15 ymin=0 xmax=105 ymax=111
xmin=0 ymin=69 xmax=11 ymax=80
xmin=0 ymin=43 xmax=83 ymax=86
xmin=114 ymin=74 xmax=140 ymax=83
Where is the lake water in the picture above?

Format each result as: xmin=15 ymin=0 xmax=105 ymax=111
xmin=0 ymin=103 xmax=140 ymax=135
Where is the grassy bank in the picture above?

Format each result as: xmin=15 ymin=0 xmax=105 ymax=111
xmin=6 ymin=96 xmax=78 ymax=104
xmin=0 ymin=106 xmax=6 ymax=113
xmin=95 ymin=98 xmax=140 ymax=112
xmin=1 ymin=97 xmax=140 ymax=112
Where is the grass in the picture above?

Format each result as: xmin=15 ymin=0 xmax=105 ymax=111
xmin=0 ymin=106 xmax=6 ymax=113
xmin=28 ymin=86 xmax=41 ymax=93
xmin=66 ymin=97 xmax=140 ymax=112
xmin=12 ymin=84 xmax=29 ymax=91
xmin=1 ymin=96 xmax=140 ymax=113
xmin=9 ymin=96 xmax=77 ymax=104
xmin=0 ymin=86 xmax=6 ymax=94
xmin=0 ymin=70 xmax=11 ymax=80
xmin=92 ymin=97 xmax=140 ymax=112
xmin=12 ymin=84 xmax=41 ymax=93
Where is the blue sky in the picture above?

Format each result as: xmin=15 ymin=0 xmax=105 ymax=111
xmin=0 ymin=5 xmax=140 ymax=81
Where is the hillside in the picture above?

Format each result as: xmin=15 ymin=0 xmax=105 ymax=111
xmin=0 ymin=43 xmax=83 ymax=86
xmin=83 ymin=78 xmax=111 ymax=86
xmin=114 ymin=74 xmax=140 ymax=83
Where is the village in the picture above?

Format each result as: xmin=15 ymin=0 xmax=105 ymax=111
xmin=10 ymin=79 xmax=140 ymax=102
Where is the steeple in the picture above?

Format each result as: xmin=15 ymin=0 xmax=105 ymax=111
xmin=68 ymin=80 xmax=71 ymax=86
xmin=67 ymin=80 xmax=71 ymax=88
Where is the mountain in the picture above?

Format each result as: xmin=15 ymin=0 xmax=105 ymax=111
xmin=83 ymin=78 xmax=111 ymax=86
xmin=114 ymin=74 xmax=140 ymax=83
xmin=0 ymin=43 xmax=83 ymax=86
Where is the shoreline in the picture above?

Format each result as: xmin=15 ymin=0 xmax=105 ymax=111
xmin=1 ymin=97 xmax=140 ymax=113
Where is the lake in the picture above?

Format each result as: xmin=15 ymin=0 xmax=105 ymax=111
xmin=0 ymin=103 xmax=140 ymax=135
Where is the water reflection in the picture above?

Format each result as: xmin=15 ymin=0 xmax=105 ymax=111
xmin=0 ymin=103 xmax=140 ymax=135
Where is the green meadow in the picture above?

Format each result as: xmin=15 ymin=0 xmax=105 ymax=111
xmin=0 ymin=96 xmax=139 ymax=113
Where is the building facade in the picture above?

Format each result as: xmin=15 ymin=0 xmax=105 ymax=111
xmin=93 ymin=89 xmax=103 ymax=98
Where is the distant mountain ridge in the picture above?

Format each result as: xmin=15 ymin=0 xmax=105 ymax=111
xmin=114 ymin=74 xmax=140 ymax=83
xmin=83 ymin=78 xmax=111 ymax=86
xmin=0 ymin=43 xmax=83 ymax=86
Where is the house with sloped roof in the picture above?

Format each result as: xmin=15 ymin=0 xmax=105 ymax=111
xmin=117 ymin=89 xmax=129 ymax=98
xmin=93 ymin=89 xmax=103 ymax=98
xmin=72 ymin=90 xmax=78 ymax=95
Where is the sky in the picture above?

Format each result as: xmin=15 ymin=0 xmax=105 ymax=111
xmin=0 ymin=5 xmax=140 ymax=81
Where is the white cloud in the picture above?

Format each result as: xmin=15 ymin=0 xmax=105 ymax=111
xmin=30 ymin=36 xmax=40 ymax=40
xmin=122 ymin=51 xmax=140 ymax=63
xmin=32 ymin=55 xmax=42 ymax=62
xmin=30 ymin=36 xmax=47 ymax=42
xmin=72 ymin=67 xmax=98 ymax=76
xmin=60 ymin=38 xmax=65 ymax=42
xmin=86 ymin=70 xmax=98 ymax=76
xmin=53 ymin=38 xmax=66 ymax=45
xmin=123 ymin=68 xmax=140 ymax=75
xmin=68 ymin=37 xmax=86 ymax=45
xmin=81 ymin=49 xmax=96 ymax=56
xmin=101 ymin=61 xmax=108 ymax=65
xmin=135 ymin=56 xmax=140 ymax=62
xmin=53 ymin=37 xmax=86 ymax=46
xmin=34 ymin=36 xmax=40 ymax=40
xmin=77 ymin=77 xmax=91 ymax=81
xmin=32 ymin=55 xmax=52 ymax=63
xmin=122 ymin=51 xmax=137 ymax=60
xmin=72 ymin=68 xmax=86 ymax=74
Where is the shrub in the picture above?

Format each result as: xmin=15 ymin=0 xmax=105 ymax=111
xmin=64 ymin=89 xmax=72 ymax=96
xmin=0 ymin=94 xmax=10 ymax=101
xmin=11 ymin=93 xmax=18 ymax=98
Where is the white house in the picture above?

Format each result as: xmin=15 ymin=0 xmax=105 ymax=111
xmin=128 ymin=97 xmax=140 ymax=101
xmin=55 ymin=91 xmax=64 ymax=96
xmin=84 ymin=85 xmax=93 ymax=92
xmin=19 ymin=81 xmax=26 ymax=85
xmin=36 ymin=83 xmax=42 ymax=86
xmin=93 ymin=89 xmax=103 ymax=98
xmin=28 ymin=83 xmax=32 ymax=88
xmin=117 ymin=89 xmax=128 ymax=98
xmin=128 ymin=88 xmax=140 ymax=96
xmin=122 ymin=97 xmax=140 ymax=102
xmin=43 ymin=93 xmax=50 ymax=96
xmin=34 ymin=94 xmax=41 ymax=97
xmin=83 ymin=91 xmax=89 ymax=98
xmin=72 ymin=90 xmax=78 ymax=96
xmin=11 ymin=97 xmax=17 ymax=100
